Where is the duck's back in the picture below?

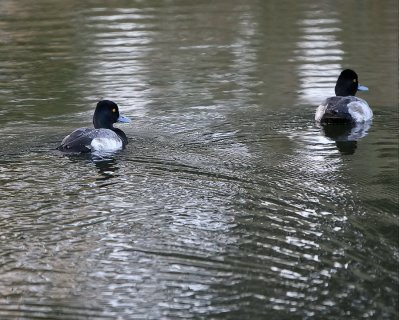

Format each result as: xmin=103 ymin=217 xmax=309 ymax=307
xmin=57 ymin=128 xmax=123 ymax=153
xmin=315 ymin=96 xmax=372 ymax=123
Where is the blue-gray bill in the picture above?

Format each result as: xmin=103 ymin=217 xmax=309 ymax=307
xmin=118 ymin=115 xmax=131 ymax=123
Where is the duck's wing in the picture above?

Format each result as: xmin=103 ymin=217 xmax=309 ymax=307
xmin=57 ymin=128 xmax=96 ymax=152
xmin=315 ymin=97 xmax=342 ymax=122
xmin=316 ymin=97 xmax=358 ymax=123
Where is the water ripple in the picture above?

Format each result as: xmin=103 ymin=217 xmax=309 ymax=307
xmin=0 ymin=0 xmax=397 ymax=319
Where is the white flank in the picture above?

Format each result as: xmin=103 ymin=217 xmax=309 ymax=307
xmin=91 ymin=137 xmax=122 ymax=152
xmin=90 ymin=129 xmax=123 ymax=152
xmin=60 ymin=134 xmax=70 ymax=145
xmin=347 ymin=98 xmax=373 ymax=122
xmin=315 ymin=103 xmax=328 ymax=122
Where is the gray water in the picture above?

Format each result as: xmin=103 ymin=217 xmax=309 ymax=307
xmin=0 ymin=0 xmax=398 ymax=319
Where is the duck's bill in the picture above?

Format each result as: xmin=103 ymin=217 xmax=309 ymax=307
xmin=358 ymin=84 xmax=369 ymax=91
xmin=117 ymin=114 xmax=131 ymax=123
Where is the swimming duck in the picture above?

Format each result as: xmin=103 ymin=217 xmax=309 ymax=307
xmin=57 ymin=100 xmax=131 ymax=153
xmin=315 ymin=69 xmax=372 ymax=123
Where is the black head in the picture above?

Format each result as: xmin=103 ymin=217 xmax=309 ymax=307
xmin=335 ymin=69 xmax=362 ymax=96
xmin=93 ymin=100 xmax=121 ymax=129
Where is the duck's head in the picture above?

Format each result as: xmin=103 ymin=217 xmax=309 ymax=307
xmin=93 ymin=100 xmax=131 ymax=129
xmin=335 ymin=69 xmax=368 ymax=96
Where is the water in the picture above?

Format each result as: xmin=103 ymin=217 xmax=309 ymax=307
xmin=0 ymin=0 xmax=398 ymax=319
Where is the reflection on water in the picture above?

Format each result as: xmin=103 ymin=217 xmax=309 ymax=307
xmin=320 ymin=121 xmax=372 ymax=142
xmin=318 ymin=121 xmax=372 ymax=154
xmin=0 ymin=0 xmax=398 ymax=319
xmin=60 ymin=151 xmax=120 ymax=181
xmin=295 ymin=8 xmax=344 ymax=104
xmin=334 ymin=140 xmax=358 ymax=155
xmin=94 ymin=158 xmax=119 ymax=181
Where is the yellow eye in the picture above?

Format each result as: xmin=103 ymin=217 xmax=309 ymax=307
xmin=112 ymin=108 xmax=116 ymax=113
xmin=353 ymin=79 xmax=357 ymax=83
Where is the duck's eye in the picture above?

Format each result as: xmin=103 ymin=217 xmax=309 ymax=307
xmin=112 ymin=108 xmax=116 ymax=113
xmin=353 ymin=79 xmax=357 ymax=83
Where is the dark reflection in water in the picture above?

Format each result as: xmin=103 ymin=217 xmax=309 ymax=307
xmin=0 ymin=0 xmax=398 ymax=319
xmin=94 ymin=158 xmax=119 ymax=181
xmin=334 ymin=140 xmax=358 ymax=155
xmin=61 ymin=152 xmax=121 ymax=183
xmin=319 ymin=121 xmax=372 ymax=155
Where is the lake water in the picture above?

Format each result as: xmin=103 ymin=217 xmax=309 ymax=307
xmin=0 ymin=0 xmax=398 ymax=319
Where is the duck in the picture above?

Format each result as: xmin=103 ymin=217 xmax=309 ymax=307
xmin=315 ymin=69 xmax=372 ymax=123
xmin=57 ymin=100 xmax=131 ymax=153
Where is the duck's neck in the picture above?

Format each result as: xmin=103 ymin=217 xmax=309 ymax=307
xmin=335 ymin=89 xmax=356 ymax=97
xmin=93 ymin=118 xmax=114 ymax=130
xmin=335 ymin=82 xmax=357 ymax=96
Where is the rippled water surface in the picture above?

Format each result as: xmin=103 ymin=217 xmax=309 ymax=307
xmin=0 ymin=0 xmax=398 ymax=319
